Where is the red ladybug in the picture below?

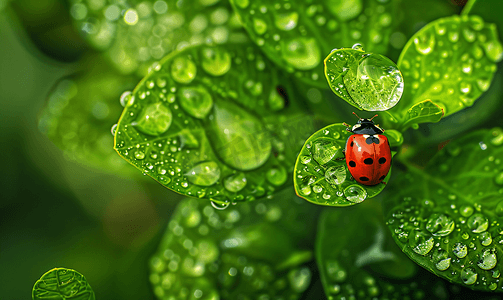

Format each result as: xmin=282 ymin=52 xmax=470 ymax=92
xmin=344 ymin=113 xmax=391 ymax=185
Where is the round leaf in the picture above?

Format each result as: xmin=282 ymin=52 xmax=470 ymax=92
xmin=383 ymin=128 xmax=503 ymax=292
xmin=32 ymin=268 xmax=95 ymax=300
xmin=293 ymin=123 xmax=391 ymax=206
xmin=114 ymin=44 xmax=315 ymax=204
xmin=230 ymin=0 xmax=399 ymax=87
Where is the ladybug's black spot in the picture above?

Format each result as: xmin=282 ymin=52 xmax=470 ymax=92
xmin=359 ymin=176 xmax=369 ymax=181
xmin=364 ymin=158 xmax=373 ymax=165
xmin=379 ymin=157 xmax=387 ymax=164
xmin=366 ymin=136 xmax=380 ymax=144
xmin=349 ymin=161 xmax=356 ymax=167
xmin=350 ymin=141 xmax=354 ymax=147
xmin=379 ymin=175 xmax=386 ymax=181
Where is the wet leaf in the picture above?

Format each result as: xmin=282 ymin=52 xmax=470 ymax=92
xmin=324 ymin=47 xmax=404 ymax=111
xmin=114 ymin=44 xmax=315 ymax=204
xmin=383 ymin=128 xmax=503 ymax=292
xmin=149 ymin=189 xmax=318 ymax=299
xmin=401 ymin=100 xmax=444 ymax=131
xmin=293 ymin=123 xmax=392 ymax=207
xmin=32 ymin=268 xmax=95 ymax=300
xmin=230 ymin=0 xmax=399 ymax=87
xmin=317 ymin=202 xmax=501 ymax=299
xmin=393 ymin=15 xmax=503 ymax=121
xmin=463 ymin=0 xmax=503 ymax=42
xmin=68 ymin=0 xmax=247 ymax=75
xmin=38 ymin=59 xmax=138 ymax=175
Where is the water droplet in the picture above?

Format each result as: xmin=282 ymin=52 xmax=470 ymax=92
xmin=274 ymin=11 xmax=298 ymax=31
xmin=477 ymin=248 xmax=497 ymax=270
xmin=300 ymin=155 xmax=311 ymax=164
xmin=433 ymin=249 xmax=451 ymax=271
xmin=211 ymin=201 xmax=229 ymax=210
xmin=343 ymin=53 xmax=404 ymax=111
xmin=171 ymin=56 xmax=197 ymax=83
xmin=461 ymin=267 xmax=477 ymax=285
xmin=312 ymin=138 xmax=342 ymax=165
xmin=111 ymin=124 xmax=118 ymax=136
xmin=299 ymin=184 xmax=312 ymax=196
xmin=460 ymin=82 xmax=471 ymax=94
xmin=266 ymin=166 xmax=287 ymax=186
xmin=426 ymin=213 xmax=455 ymax=236
xmin=234 ymin=0 xmax=249 ymax=8
xmin=453 ymin=242 xmax=468 ymax=258
xmin=467 ymin=213 xmax=489 ymax=233
xmin=479 ymin=141 xmax=488 ymax=150
xmin=448 ymin=31 xmax=459 ymax=42
xmin=414 ymin=31 xmax=435 ymax=55
xmin=484 ymin=40 xmax=503 ymax=63
xmin=479 ymin=232 xmax=493 ymax=246
xmin=325 ymin=165 xmax=346 ymax=185
xmin=326 ymin=260 xmax=347 ymax=282
xmin=288 ymin=267 xmax=312 ymax=293
xmin=134 ymin=103 xmax=172 ymax=135
xmin=253 ymin=18 xmax=267 ymax=35
xmin=281 ymin=37 xmax=321 ymax=70
xmin=120 ymin=91 xmax=134 ymax=107
xmin=409 ymin=230 xmax=434 ymax=255
xmin=312 ymin=185 xmax=323 ymax=193
xmin=352 ymin=43 xmax=364 ymax=51
xmin=201 ymin=47 xmax=231 ymax=76
xmin=489 ymin=283 xmax=498 ymax=291
xmin=460 ymin=205 xmax=474 ymax=217
xmin=224 ymin=172 xmax=247 ymax=192
xmin=494 ymin=172 xmax=503 ymax=186
xmin=186 ymin=161 xmax=220 ymax=186
xmin=326 ymin=0 xmax=362 ymax=22
xmin=462 ymin=28 xmax=476 ymax=42
xmin=178 ymin=86 xmax=213 ymax=119
xmin=206 ymin=101 xmax=271 ymax=171
xmin=344 ymin=185 xmax=367 ymax=203
xmin=134 ymin=150 xmax=145 ymax=160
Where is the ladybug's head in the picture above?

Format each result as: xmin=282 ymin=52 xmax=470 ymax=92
xmin=351 ymin=112 xmax=384 ymax=135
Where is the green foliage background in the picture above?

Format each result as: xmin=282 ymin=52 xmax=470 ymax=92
xmin=2 ymin=0 xmax=503 ymax=299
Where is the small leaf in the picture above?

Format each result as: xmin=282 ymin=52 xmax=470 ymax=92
xmin=394 ymin=15 xmax=503 ymax=118
xmin=38 ymin=60 xmax=138 ymax=175
xmin=32 ymin=268 xmax=95 ymax=300
xmin=293 ymin=124 xmax=391 ymax=206
xmin=401 ymin=100 xmax=444 ymax=130
xmin=230 ymin=0 xmax=399 ymax=87
xmin=324 ymin=47 xmax=404 ymax=111
xmin=383 ymin=128 xmax=503 ymax=292
xmin=114 ymin=44 xmax=315 ymax=204
xmin=68 ymin=0 xmax=247 ymax=75
xmin=149 ymin=189 xmax=318 ymax=299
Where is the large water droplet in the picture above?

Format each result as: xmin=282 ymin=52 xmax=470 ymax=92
xmin=312 ymin=138 xmax=342 ymax=165
xmin=266 ymin=166 xmax=287 ymax=186
xmin=206 ymin=100 xmax=271 ymax=171
xmin=186 ymin=161 xmax=220 ymax=186
xmin=211 ymin=201 xmax=229 ymax=210
xmin=201 ymin=47 xmax=231 ymax=76
xmin=134 ymin=103 xmax=172 ymax=135
xmin=120 ymin=91 xmax=134 ymax=107
xmin=408 ymin=230 xmax=434 ymax=255
xmin=325 ymin=165 xmax=346 ymax=185
xmin=178 ymin=86 xmax=213 ymax=119
xmin=344 ymin=185 xmax=367 ymax=203
xmin=433 ymin=249 xmax=451 ymax=271
xmin=413 ymin=31 xmax=435 ymax=55
xmin=281 ymin=37 xmax=321 ymax=70
xmin=253 ymin=18 xmax=267 ymax=35
xmin=326 ymin=0 xmax=362 ymax=22
xmin=467 ymin=213 xmax=489 ymax=233
xmin=460 ymin=267 xmax=477 ymax=285
xmin=223 ymin=172 xmax=247 ymax=192
xmin=453 ymin=242 xmax=468 ymax=258
xmin=171 ymin=56 xmax=197 ymax=83
xmin=274 ymin=11 xmax=298 ymax=31
xmin=479 ymin=232 xmax=493 ymax=246
xmin=484 ymin=40 xmax=503 ymax=63
xmin=478 ymin=248 xmax=497 ymax=270
xmin=344 ymin=54 xmax=404 ymax=111
xmin=426 ymin=213 xmax=455 ymax=236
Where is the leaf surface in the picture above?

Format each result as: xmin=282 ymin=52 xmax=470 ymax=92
xmin=401 ymin=100 xmax=444 ymax=131
xmin=114 ymin=44 xmax=315 ymax=204
xmin=149 ymin=189 xmax=318 ymax=299
xmin=383 ymin=128 xmax=503 ymax=292
xmin=33 ymin=268 xmax=95 ymax=300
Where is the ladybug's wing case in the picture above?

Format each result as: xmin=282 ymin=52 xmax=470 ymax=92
xmin=345 ymin=134 xmax=391 ymax=185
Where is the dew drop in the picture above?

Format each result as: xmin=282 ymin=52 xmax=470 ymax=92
xmin=413 ymin=31 xmax=435 ymax=55
xmin=484 ymin=40 xmax=503 ymax=63
xmin=186 ymin=161 xmax=220 ymax=186
xmin=460 ymin=205 xmax=474 ymax=217
xmin=111 ymin=123 xmax=118 ymax=136
xmin=281 ymin=37 xmax=321 ymax=70
xmin=453 ymin=242 xmax=468 ymax=258
xmin=433 ymin=249 xmax=451 ymax=271
xmin=312 ymin=138 xmax=342 ymax=165
xmin=223 ymin=172 xmax=247 ymax=192
xmin=234 ymin=0 xmax=249 ymax=8
xmin=253 ymin=18 xmax=267 ymax=35
xmin=326 ymin=260 xmax=347 ymax=282
xmin=211 ymin=201 xmax=229 ymax=210
xmin=134 ymin=150 xmax=145 ymax=160
xmin=274 ymin=11 xmax=298 ymax=31
xmin=300 ymin=156 xmax=312 ymax=164
xmin=408 ymin=230 xmax=434 ymax=255
xmin=171 ymin=56 xmax=197 ymax=84
xmin=325 ymin=165 xmax=346 ymax=185
xmin=477 ymin=248 xmax=497 ymax=270
xmin=201 ymin=47 xmax=231 ymax=76
xmin=266 ymin=166 xmax=287 ymax=186
xmin=479 ymin=232 xmax=493 ymax=246
xmin=352 ymin=43 xmax=364 ymax=51
xmin=462 ymin=28 xmax=476 ymax=42
xmin=178 ymin=86 xmax=213 ymax=119
xmin=326 ymin=0 xmax=362 ymax=22
xmin=344 ymin=185 xmax=367 ymax=203
xmin=134 ymin=103 xmax=172 ymax=135
xmin=467 ymin=213 xmax=489 ymax=233
xmin=120 ymin=91 xmax=134 ymax=107
xmin=288 ymin=267 xmax=312 ymax=293
xmin=461 ymin=267 xmax=477 ymax=285
xmin=426 ymin=213 xmax=455 ymax=236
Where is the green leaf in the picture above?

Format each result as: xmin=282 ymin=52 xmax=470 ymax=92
xmin=401 ymin=100 xmax=444 ymax=131
xmin=383 ymin=128 xmax=503 ymax=292
xmin=68 ymin=0 xmax=247 ymax=75
xmin=463 ymin=0 xmax=503 ymax=42
xmin=324 ymin=47 xmax=404 ymax=111
xmin=149 ymin=189 xmax=318 ymax=299
xmin=393 ymin=15 xmax=503 ymax=120
xmin=38 ymin=59 xmax=138 ymax=175
xmin=32 ymin=268 xmax=95 ymax=300
xmin=293 ymin=123 xmax=391 ymax=206
xmin=230 ymin=0 xmax=399 ymax=87
xmin=114 ymin=44 xmax=315 ymax=204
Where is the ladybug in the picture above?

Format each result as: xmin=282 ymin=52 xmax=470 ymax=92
xmin=344 ymin=113 xmax=391 ymax=186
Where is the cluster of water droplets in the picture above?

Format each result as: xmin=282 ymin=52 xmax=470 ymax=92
xmin=399 ymin=15 xmax=503 ymax=115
